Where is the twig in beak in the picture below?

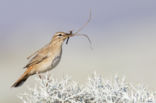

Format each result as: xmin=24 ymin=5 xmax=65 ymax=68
xmin=66 ymin=37 xmax=70 ymax=44
xmin=74 ymin=9 xmax=92 ymax=35
xmin=65 ymin=10 xmax=93 ymax=49
xmin=74 ymin=33 xmax=93 ymax=49
xmin=73 ymin=9 xmax=93 ymax=49
xmin=65 ymin=31 xmax=72 ymax=45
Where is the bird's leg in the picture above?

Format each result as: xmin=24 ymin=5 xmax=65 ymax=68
xmin=36 ymin=72 xmax=42 ymax=79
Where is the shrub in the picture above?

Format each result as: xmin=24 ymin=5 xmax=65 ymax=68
xmin=19 ymin=72 xmax=156 ymax=103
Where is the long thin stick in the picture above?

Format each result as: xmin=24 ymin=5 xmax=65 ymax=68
xmin=74 ymin=9 xmax=92 ymax=35
xmin=75 ymin=34 xmax=93 ymax=49
xmin=76 ymin=34 xmax=92 ymax=45
xmin=66 ymin=10 xmax=93 ymax=49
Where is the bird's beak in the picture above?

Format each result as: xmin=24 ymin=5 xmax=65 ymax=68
xmin=65 ymin=31 xmax=73 ymax=44
xmin=65 ymin=33 xmax=73 ymax=38
xmin=65 ymin=33 xmax=71 ymax=44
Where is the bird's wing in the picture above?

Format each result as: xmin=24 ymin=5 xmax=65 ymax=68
xmin=27 ymin=43 xmax=49 ymax=60
xmin=24 ymin=45 xmax=50 ymax=68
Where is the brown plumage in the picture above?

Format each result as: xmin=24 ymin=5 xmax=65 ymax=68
xmin=12 ymin=66 xmax=33 ymax=87
xmin=12 ymin=32 xmax=72 ymax=87
xmin=12 ymin=11 xmax=92 ymax=87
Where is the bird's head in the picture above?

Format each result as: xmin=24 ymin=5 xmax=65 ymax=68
xmin=50 ymin=31 xmax=73 ymax=45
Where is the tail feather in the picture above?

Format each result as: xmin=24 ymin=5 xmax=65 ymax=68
xmin=11 ymin=72 xmax=29 ymax=87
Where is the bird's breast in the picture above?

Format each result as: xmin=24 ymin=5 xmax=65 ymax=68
xmin=51 ymin=48 xmax=62 ymax=69
xmin=36 ymin=47 xmax=62 ymax=73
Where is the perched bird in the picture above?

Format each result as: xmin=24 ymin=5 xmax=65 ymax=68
xmin=11 ymin=32 xmax=73 ymax=87
xmin=12 ymin=11 xmax=92 ymax=87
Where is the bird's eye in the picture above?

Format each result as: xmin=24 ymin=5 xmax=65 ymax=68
xmin=58 ymin=34 xmax=62 ymax=36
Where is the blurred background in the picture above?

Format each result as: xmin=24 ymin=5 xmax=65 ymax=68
xmin=1 ymin=0 xmax=156 ymax=102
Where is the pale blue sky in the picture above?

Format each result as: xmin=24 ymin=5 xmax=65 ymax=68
xmin=1 ymin=0 xmax=156 ymax=50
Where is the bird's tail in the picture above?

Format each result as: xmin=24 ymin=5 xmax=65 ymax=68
xmin=11 ymin=70 xmax=29 ymax=87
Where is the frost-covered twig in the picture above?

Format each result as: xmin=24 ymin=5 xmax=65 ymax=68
xmin=19 ymin=72 xmax=156 ymax=103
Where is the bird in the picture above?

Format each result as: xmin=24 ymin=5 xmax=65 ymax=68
xmin=11 ymin=32 xmax=73 ymax=87
xmin=12 ymin=11 xmax=92 ymax=88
